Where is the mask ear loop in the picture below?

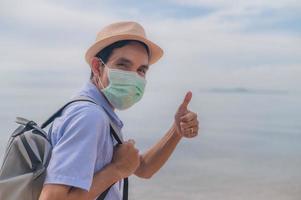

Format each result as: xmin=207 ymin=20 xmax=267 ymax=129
xmin=97 ymin=57 xmax=106 ymax=89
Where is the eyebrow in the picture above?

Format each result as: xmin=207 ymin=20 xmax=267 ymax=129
xmin=116 ymin=57 xmax=149 ymax=70
xmin=116 ymin=57 xmax=133 ymax=66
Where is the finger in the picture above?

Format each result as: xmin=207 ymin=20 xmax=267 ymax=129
xmin=181 ymin=125 xmax=199 ymax=134
xmin=180 ymin=112 xmax=197 ymax=122
xmin=185 ymin=133 xmax=198 ymax=138
xmin=178 ymin=91 xmax=192 ymax=112
xmin=180 ymin=119 xmax=199 ymax=129
xmin=183 ymin=131 xmax=198 ymax=138
xmin=127 ymin=139 xmax=136 ymax=145
xmin=182 ymin=126 xmax=199 ymax=138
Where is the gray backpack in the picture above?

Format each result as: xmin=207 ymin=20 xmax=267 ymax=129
xmin=0 ymin=96 xmax=128 ymax=200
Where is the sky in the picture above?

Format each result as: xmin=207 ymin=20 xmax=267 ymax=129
xmin=0 ymin=2 xmax=301 ymax=199
xmin=0 ymin=0 xmax=301 ymax=92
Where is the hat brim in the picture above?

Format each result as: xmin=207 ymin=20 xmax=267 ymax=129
xmin=85 ymin=34 xmax=164 ymax=65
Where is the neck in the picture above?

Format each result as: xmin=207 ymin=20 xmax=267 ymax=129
xmin=91 ymin=78 xmax=115 ymax=111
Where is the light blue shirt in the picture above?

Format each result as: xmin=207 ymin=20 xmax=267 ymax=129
xmin=44 ymin=80 xmax=124 ymax=200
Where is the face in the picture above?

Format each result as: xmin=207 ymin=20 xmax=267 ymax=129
xmin=91 ymin=41 xmax=149 ymax=90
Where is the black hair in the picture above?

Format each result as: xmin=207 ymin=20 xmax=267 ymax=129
xmin=89 ymin=40 xmax=150 ymax=79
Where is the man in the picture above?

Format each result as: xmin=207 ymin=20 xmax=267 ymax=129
xmin=39 ymin=21 xmax=199 ymax=200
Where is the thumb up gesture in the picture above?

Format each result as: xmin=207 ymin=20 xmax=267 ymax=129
xmin=174 ymin=91 xmax=199 ymax=138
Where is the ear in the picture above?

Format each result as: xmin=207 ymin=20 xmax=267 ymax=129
xmin=90 ymin=57 xmax=104 ymax=77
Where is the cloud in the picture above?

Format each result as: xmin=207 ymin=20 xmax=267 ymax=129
xmin=168 ymin=0 xmax=301 ymax=9
xmin=0 ymin=0 xmax=300 ymax=91
xmin=167 ymin=0 xmax=301 ymax=35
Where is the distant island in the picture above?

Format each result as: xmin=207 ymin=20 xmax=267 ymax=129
xmin=200 ymin=87 xmax=289 ymax=95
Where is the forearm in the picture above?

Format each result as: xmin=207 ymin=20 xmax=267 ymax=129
xmin=135 ymin=123 xmax=182 ymax=178
xmin=40 ymin=163 xmax=121 ymax=200
xmin=69 ymin=163 xmax=121 ymax=200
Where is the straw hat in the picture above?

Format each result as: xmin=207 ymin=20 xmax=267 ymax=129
xmin=85 ymin=21 xmax=164 ymax=65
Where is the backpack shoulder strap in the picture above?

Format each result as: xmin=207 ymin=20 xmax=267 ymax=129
xmin=41 ymin=96 xmax=123 ymax=144
xmin=40 ymin=96 xmax=97 ymax=129
xmin=41 ymin=95 xmax=128 ymax=200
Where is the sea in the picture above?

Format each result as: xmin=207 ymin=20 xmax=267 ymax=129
xmin=0 ymin=68 xmax=300 ymax=200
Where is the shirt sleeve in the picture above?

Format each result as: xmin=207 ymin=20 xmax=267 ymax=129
xmin=44 ymin=104 xmax=110 ymax=191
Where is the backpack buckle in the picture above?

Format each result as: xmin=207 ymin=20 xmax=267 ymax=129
xmin=13 ymin=117 xmax=37 ymax=137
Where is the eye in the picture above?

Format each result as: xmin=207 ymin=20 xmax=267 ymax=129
xmin=137 ymin=68 xmax=146 ymax=76
xmin=138 ymin=68 xmax=145 ymax=73
xmin=117 ymin=63 xmax=131 ymax=70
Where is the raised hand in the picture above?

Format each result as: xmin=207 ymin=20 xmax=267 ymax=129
xmin=174 ymin=91 xmax=199 ymax=138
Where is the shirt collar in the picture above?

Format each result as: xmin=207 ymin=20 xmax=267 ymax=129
xmin=73 ymin=79 xmax=124 ymax=129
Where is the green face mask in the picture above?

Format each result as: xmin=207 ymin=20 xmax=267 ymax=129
xmin=97 ymin=59 xmax=147 ymax=110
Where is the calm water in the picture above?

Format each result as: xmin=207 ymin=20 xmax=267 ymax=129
xmin=0 ymin=69 xmax=300 ymax=200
